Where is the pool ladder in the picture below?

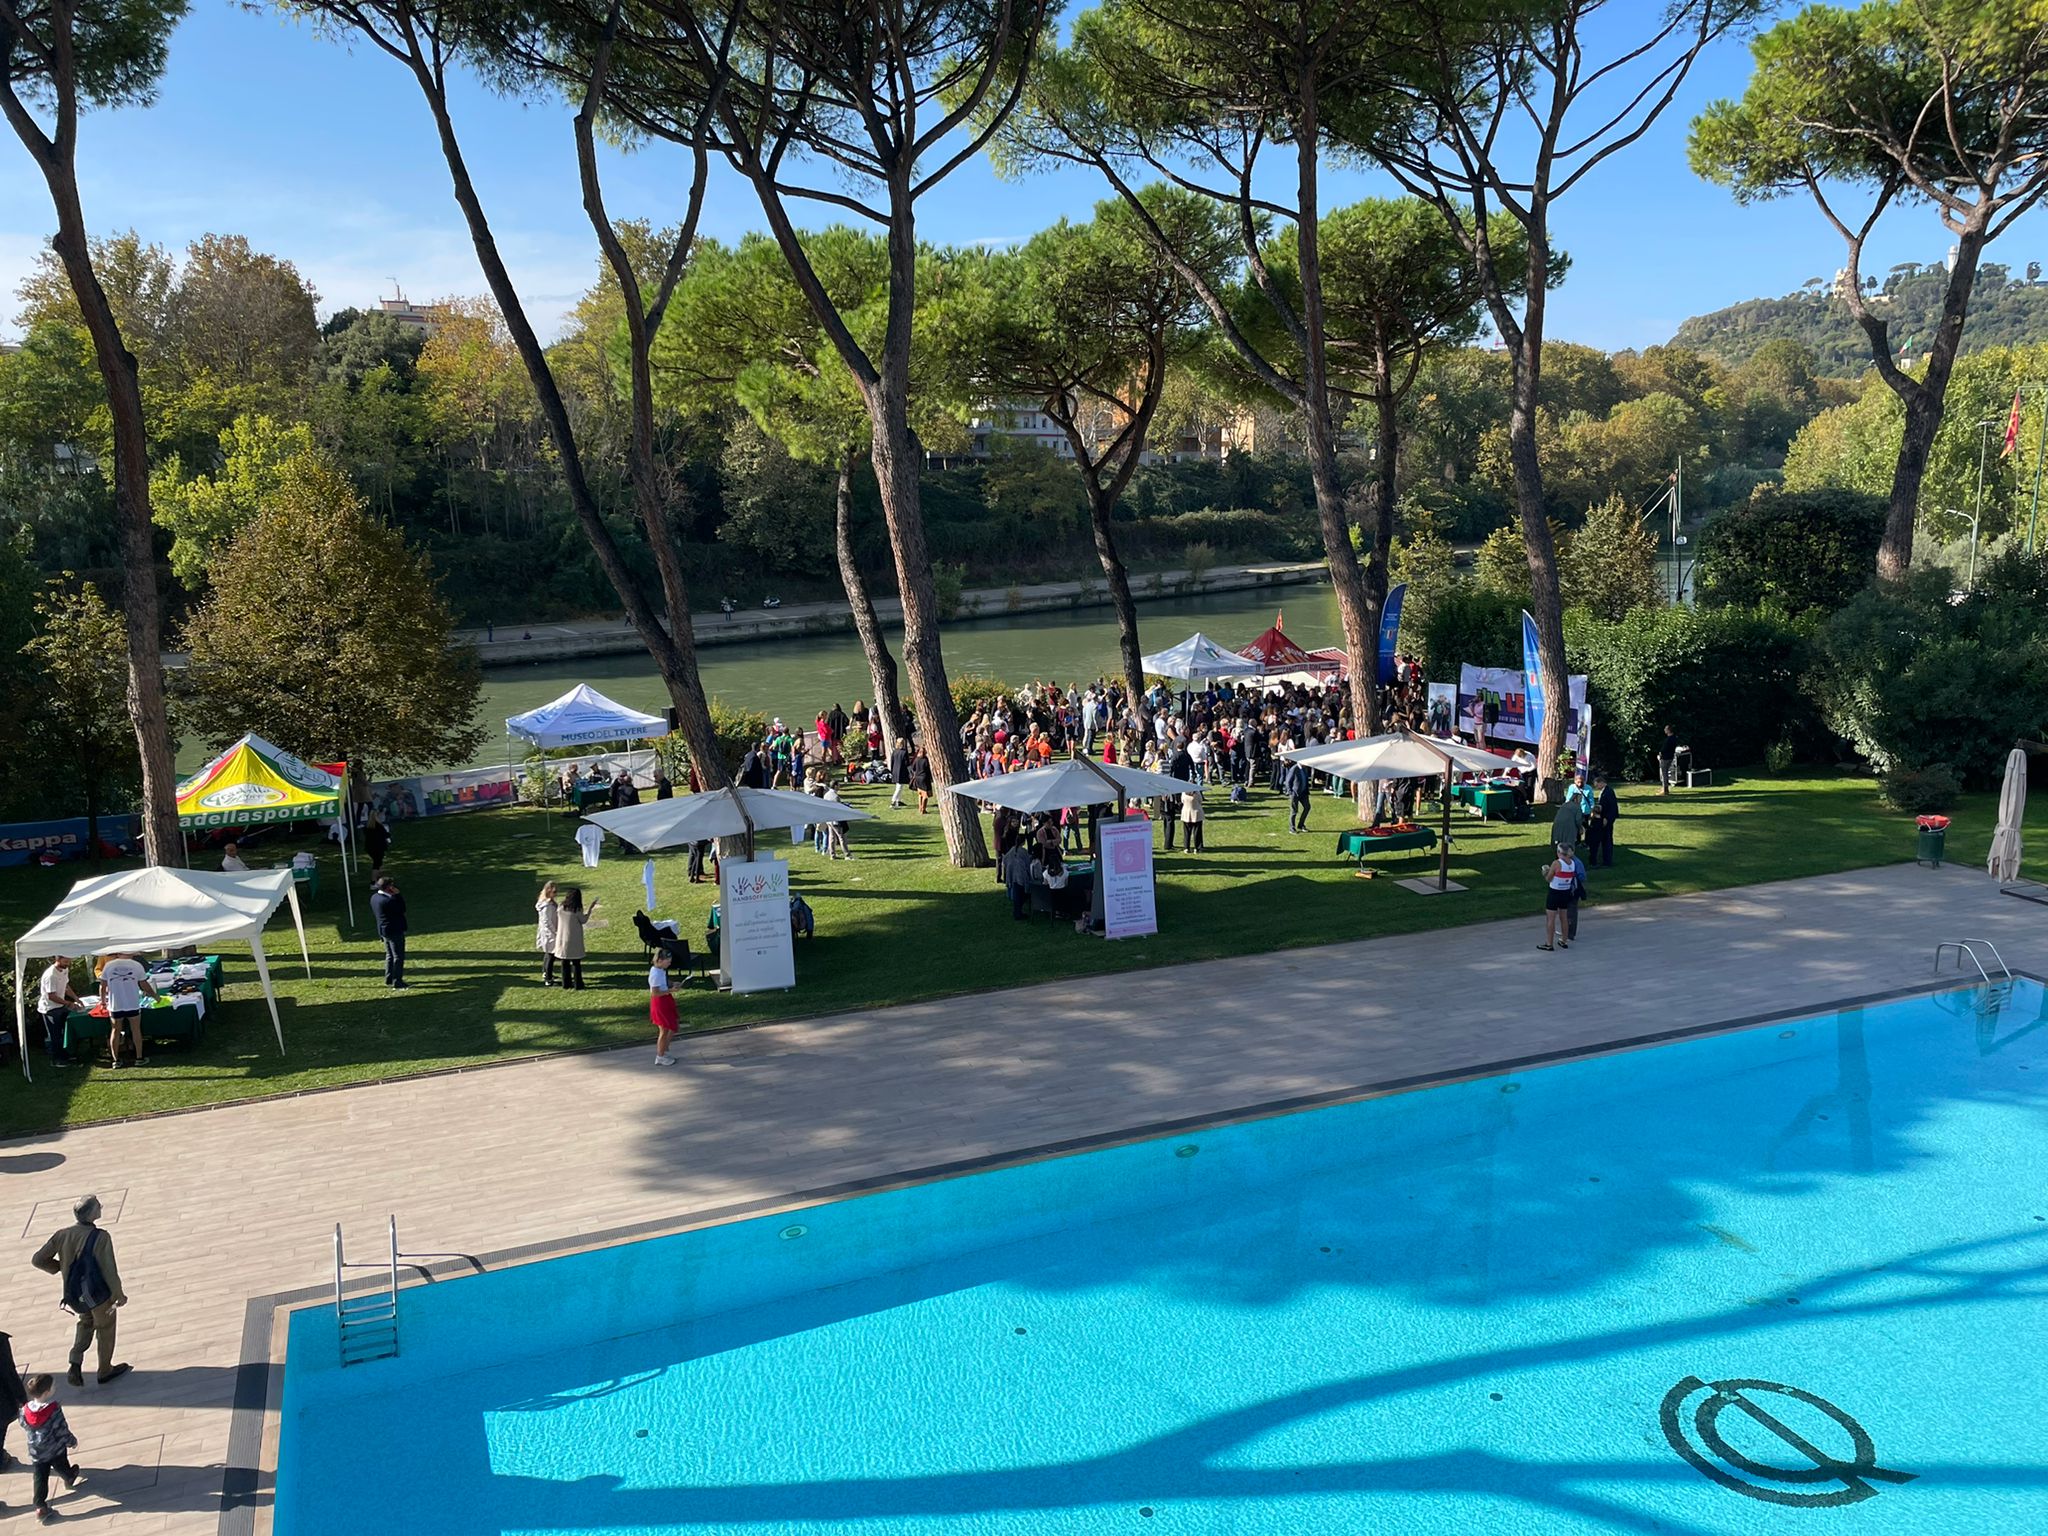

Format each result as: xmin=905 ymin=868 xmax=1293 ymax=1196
xmin=1933 ymin=939 xmax=2014 ymax=987
xmin=333 ymin=1216 xmax=484 ymax=1367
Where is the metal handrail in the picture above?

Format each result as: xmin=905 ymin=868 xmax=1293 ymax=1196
xmin=1933 ymin=940 xmax=2014 ymax=984
xmin=332 ymin=1217 xmax=485 ymax=1365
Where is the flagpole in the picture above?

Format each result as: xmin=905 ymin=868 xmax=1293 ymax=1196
xmin=2030 ymin=384 xmax=2047 ymax=557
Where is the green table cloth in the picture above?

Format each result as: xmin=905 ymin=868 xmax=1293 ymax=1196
xmin=1337 ymin=828 xmax=1437 ymax=861
xmin=65 ymin=980 xmax=215 ymax=1051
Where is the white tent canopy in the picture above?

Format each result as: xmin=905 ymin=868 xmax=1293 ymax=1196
xmin=507 ymin=684 xmax=668 ymax=749
xmin=1141 ymin=633 xmax=1262 ymax=683
xmin=586 ymin=787 xmax=872 ymax=851
xmin=1282 ymin=732 xmax=1505 ymax=780
xmin=13 ymin=866 xmax=310 ymax=1080
xmin=1989 ymin=747 xmax=2027 ymax=885
xmin=945 ymin=758 xmax=1195 ymax=814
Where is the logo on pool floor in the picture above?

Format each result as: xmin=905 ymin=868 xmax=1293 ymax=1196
xmin=1659 ymin=1375 xmax=1917 ymax=1507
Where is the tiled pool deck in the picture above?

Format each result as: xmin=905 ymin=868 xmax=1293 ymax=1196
xmin=2 ymin=861 xmax=2040 ymax=1533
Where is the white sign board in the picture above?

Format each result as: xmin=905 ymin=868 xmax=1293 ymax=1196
xmin=1098 ymin=818 xmax=1158 ymax=940
xmin=720 ymin=857 xmax=795 ymax=994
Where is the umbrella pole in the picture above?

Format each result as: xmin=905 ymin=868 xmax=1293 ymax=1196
xmin=1439 ymin=770 xmax=1451 ymax=891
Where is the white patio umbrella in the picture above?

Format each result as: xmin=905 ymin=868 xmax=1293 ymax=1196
xmin=1988 ymin=747 xmax=2027 ymax=884
xmin=944 ymin=757 xmax=1195 ymax=815
xmin=585 ymin=786 xmax=871 ymax=855
xmin=1142 ymin=632 xmax=1263 ymax=682
xmin=1281 ymin=731 xmax=1509 ymax=891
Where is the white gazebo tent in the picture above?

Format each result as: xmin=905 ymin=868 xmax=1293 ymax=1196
xmin=13 ymin=866 xmax=311 ymax=1080
xmin=1142 ymin=632 xmax=1263 ymax=683
xmin=1283 ymin=731 xmax=1507 ymax=892
xmin=507 ymin=685 xmax=669 ymax=810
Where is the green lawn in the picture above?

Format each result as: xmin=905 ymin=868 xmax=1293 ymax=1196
xmin=1 ymin=770 xmax=2039 ymax=1136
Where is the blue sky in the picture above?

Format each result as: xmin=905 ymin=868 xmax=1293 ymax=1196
xmin=0 ymin=4 xmax=2032 ymax=351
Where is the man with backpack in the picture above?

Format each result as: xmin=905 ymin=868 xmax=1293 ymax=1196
xmin=29 ymin=1195 xmax=130 ymax=1387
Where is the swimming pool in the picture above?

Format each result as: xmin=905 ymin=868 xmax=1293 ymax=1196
xmin=276 ymin=978 xmax=2048 ymax=1534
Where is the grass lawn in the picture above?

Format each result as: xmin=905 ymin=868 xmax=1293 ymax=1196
xmin=2 ymin=769 xmax=2040 ymax=1137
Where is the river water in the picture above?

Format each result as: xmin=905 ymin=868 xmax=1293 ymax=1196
xmin=174 ymin=583 xmax=1341 ymax=775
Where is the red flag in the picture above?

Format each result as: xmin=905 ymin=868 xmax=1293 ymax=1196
xmin=1274 ymin=609 xmax=1284 ymax=631
xmin=2003 ymin=390 xmax=2022 ymax=457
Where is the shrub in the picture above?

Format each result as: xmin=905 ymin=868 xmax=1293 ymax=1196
xmin=933 ymin=562 xmax=967 ymax=620
xmin=951 ymin=672 xmax=1015 ymax=719
xmin=1764 ymin=738 xmax=1795 ymax=775
xmin=1417 ymin=585 xmax=1524 ymax=682
xmin=1564 ymin=604 xmax=1821 ymax=780
xmin=1693 ymin=485 xmax=1885 ymax=615
xmin=658 ymin=697 xmax=767 ymax=779
xmin=1879 ymin=763 xmax=1960 ymax=813
xmin=1182 ymin=541 xmax=1218 ymax=585
xmin=1813 ymin=550 xmax=2048 ymax=787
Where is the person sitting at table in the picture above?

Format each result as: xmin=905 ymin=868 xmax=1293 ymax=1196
xmin=219 ymin=842 xmax=248 ymax=872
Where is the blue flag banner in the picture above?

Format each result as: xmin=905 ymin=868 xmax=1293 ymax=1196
xmin=1521 ymin=609 xmax=1547 ymax=744
xmin=1377 ymin=584 xmax=1407 ymax=685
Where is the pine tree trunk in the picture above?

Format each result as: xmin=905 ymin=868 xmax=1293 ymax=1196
xmin=834 ymin=454 xmax=910 ymax=752
xmin=1879 ymin=226 xmax=1986 ymax=581
xmin=1507 ymin=329 xmax=1569 ymax=790
xmin=40 ymin=169 xmax=180 ymax=863
xmin=1087 ymin=483 xmax=1148 ymax=722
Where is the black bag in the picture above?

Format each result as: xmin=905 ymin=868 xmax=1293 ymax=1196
xmin=62 ymin=1230 xmax=112 ymax=1315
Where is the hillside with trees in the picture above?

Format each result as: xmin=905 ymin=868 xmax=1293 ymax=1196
xmin=1674 ymin=262 xmax=2048 ymax=375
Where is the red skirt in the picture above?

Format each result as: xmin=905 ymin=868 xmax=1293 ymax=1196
xmin=650 ymin=992 xmax=679 ymax=1032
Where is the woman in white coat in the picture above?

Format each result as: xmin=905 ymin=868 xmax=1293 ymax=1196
xmin=535 ymin=881 xmax=560 ymax=985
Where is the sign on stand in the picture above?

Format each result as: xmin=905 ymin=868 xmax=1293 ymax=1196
xmin=1098 ymin=819 xmax=1158 ymax=940
xmin=720 ymin=857 xmax=795 ymax=993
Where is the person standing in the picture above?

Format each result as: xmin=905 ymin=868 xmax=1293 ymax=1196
xmin=1285 ymin=759 xmax=1312 ymax=834
xmin=363 ymin=811 xmax=391 ymax=880
xmin=97 ymin=953 xmax=156 ymax=1068
xmin=649 ymin=947 xmax=679 ymax=1067
xmin=1179 ymin=782 xmax=1205 ymax=854
xmin=654 ymin=767 xmax=674 ymax=800
xmin=908 ymin=748 xmax=933 ymax=815
xmin=534 ymin=882 xmax=560 ymax=985
xmin=370 ymin=877 xmax=410 ymax=989
xmin=1658 ymin=724 xmax=1680 ymax=796
xmin=30 ymin=1195 xmax=129 ymax=1387
xmin=888 ymin=737 xmax=911 ymax=809
xmin=35 ymin=955 xmax=82 ymax=1069
xmin=19 ymin=1373 xmax=84 ymax=1522
xmin=1001 ymin=838 xmax=1036 ymax=920
xmin=553 ymin=889 xmax=597 ymax=990
xmin=1586 ymin=774 xmax=1619 ymax=867
xmin=1539 ymin=844 xmax=1580 ymax=951
xmin=0 ymin=1328 xmax=29 ymax=1467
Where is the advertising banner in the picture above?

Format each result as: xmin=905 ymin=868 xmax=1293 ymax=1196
xmin=1521 ymin=611 xmax=1547 ymax=747
xmin=366 ymin=766 xmax=520 ymax=822
xmin=1458 ymin=666 xmax=1588 ymax=751
xmin=720 ymin=857 xmax=795 ymax=993
xmin=1098 ymin=818 xmax=1158 ymax=940
xmin=0 ymin=815 xmax=139 ymax=868
xmin=1377 ymin=583 xmax=1407 ymax=685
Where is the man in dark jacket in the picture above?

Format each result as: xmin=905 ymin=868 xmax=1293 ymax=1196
xmin=362 ymin=811 xmax=391 ymax=879
xmin=0 ymin=1328 xmax=29 ymax=1464
xmin=1585 ymin=773 xmax=1619 ymax=867
xmin=30 ymin=1195 xmax=129 ymax=1386
xmin=889 ymin=740 xmax=911 ymax=810
xmin=1162 ymin=741 xmax=1194 ymax=850
xmin=1285 ymin=759 xmax=1312 ymax=833
xmin=370 ymin=877 xmax=410 ymax=989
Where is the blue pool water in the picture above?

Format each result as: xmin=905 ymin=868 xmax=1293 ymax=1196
xmin=278 ymin=980 xmax=2048 ymax=1534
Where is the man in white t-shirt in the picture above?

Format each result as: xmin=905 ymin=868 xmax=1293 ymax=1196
xmin=219 ymin=842 xmax=248 ymax=872
xmin=98 ymin=954 xmax=158 ymax=1069
xmin=37 ymin=956 xmax=83 ymax=1068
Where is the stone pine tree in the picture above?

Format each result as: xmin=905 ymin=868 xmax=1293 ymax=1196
xmin=653 ymin=230 xmax=940 ymax=756
xmin=0 ymin=0 xmax=188 ymax=861
xmin=647 ymin=0 xmax=1056 ymax=867
xmin=1690 ymin=0 xmax=2048 ymax=580
xmin=1374 ymin=0 xmax=1760 ymax=791
xmin=176 ymin=450 xmax=488 ymax=782
xmin=969 ymin=188 xmax=1234 ymax=718
xmin=290 ymin=0 xmax=733 ymax=783
xmin=997 ymin=0 xmax=1403 ymax=735
xmin=25 ymin=580 xmax=139 ymax=866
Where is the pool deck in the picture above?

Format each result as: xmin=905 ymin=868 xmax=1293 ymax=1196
xmin=2 ymin=859 xmax=2042 ymax=1533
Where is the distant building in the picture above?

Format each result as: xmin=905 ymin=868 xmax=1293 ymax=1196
xmin=377 ymin=290 xmax=448 ymax=336
xmin=933 ymin=394 xmax=1268 ymax=468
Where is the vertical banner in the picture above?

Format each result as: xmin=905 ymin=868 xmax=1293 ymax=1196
xmin=1521 ymin=609 xmax=1547 ymax=745
xmin=1377 ymin=583 xmax=1407 ymax=685
xmin=1098 ymin=818 xmax=1158 ymax=940
xmin=719 ymin=857 xmax=795 ymax=993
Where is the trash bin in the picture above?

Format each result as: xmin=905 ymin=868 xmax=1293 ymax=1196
xmin=1916 ymin=826 xmax=1947 ymax=866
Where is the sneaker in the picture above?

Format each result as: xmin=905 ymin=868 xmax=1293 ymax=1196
xmin=36 ymin=1507 xmax=54 ymax=1524
xmin=654 ymin=1055 xmax=675 ymax=1066
xmin=63 ymin=1470 xmax=84 ymax=1491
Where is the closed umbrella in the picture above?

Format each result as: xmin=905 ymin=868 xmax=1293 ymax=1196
xmin=1988 ymin=747 xmax=2027 ymax=884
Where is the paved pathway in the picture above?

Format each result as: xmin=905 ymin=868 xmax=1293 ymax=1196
xmin=2 ymin=861 xmax=2041 ymax=1532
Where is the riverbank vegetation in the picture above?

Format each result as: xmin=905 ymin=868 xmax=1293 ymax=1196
xmin=3 ymin=768 xmax=2037 ymax=1136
